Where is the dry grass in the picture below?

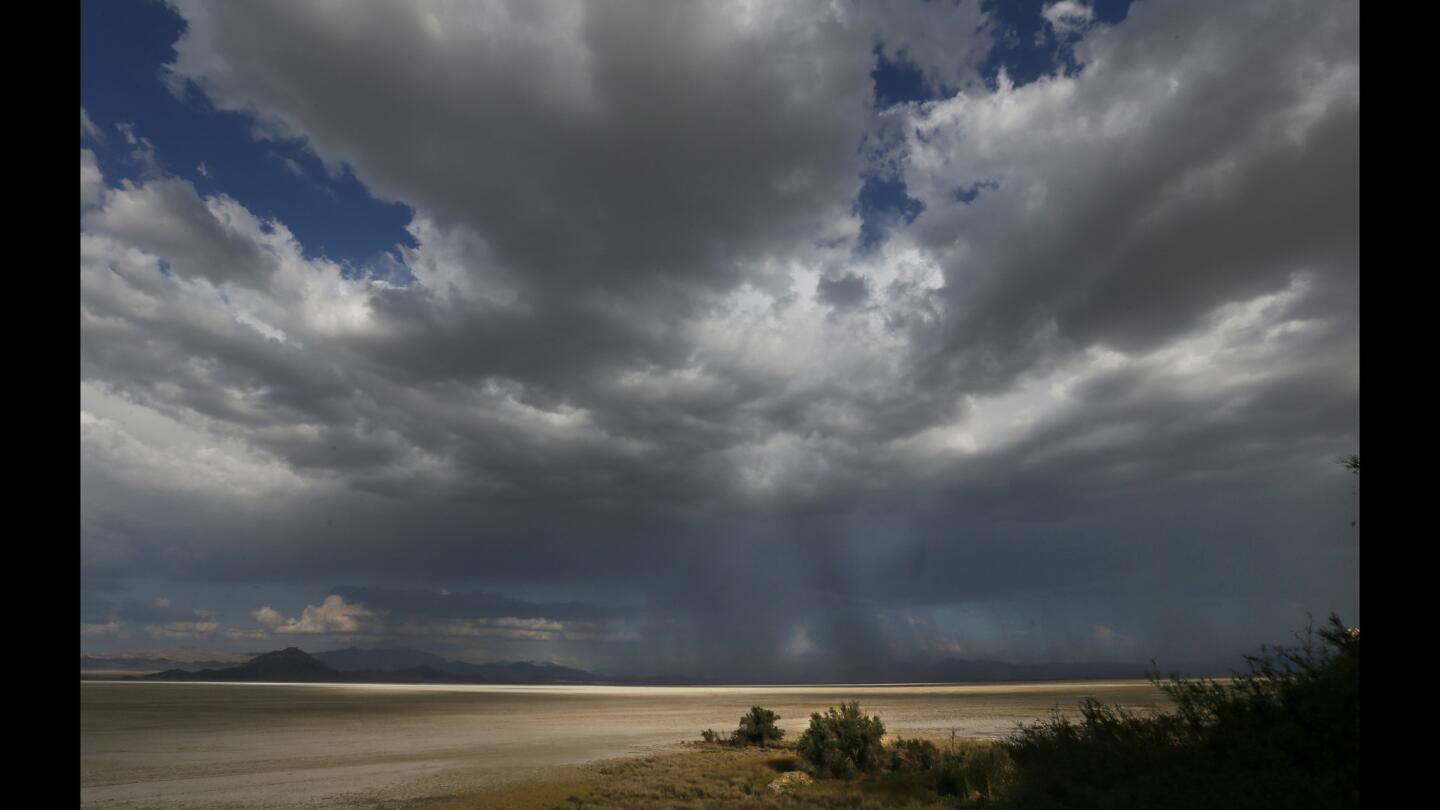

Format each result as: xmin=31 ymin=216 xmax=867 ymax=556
xmin=405 ymin=738 xmax=1007 ymax=810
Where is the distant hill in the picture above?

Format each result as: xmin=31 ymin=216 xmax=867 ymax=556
xmin=81 ymin=654 xmax=242 ymax=672
xmin=81 ymin=647 xmax=252 ymax=677
xmin=315 ymin=647 xmax=598 ymax=683
xmin=315 ymin=647 xmax=455 ymax=673
xmin=143 ymin=647 xmax=343 ymax=683
xmin=461 ymin=660 xmax=599 ymax=683
xmin=82 ymin=646 xmax=251 ymax=665
xmin=111 ymin=647 xmax=1218 ymax=686
xmin=135 ymin=647 xmax=601 ymax=685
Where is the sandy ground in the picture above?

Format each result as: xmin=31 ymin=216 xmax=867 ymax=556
xmin=80 ymin=680 xmax=1169 ymax=809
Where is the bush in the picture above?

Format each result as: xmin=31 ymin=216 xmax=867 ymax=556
xmin=1000 ymin=614 xmax=1359 ymax=809
xmin=699 ymin=728 xmax=721 ymax=744
xmin=797 ymin=700 xmax=887 ymax=778
xmin=732 ymin=705 xmax=784 ymax=747
xmin=933 ymin=741 xmax=1012 ymax=801
xmin=887 ymin=737 xmax=939 ymax=773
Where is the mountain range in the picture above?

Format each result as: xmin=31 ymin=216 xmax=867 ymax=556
xmin=134 ymin=647 xmax=601 ymax=684
xmin=314 ymin=646 xmax=597 ymax=682
xmin=89 ymin=646 xmax=1221 ymax=685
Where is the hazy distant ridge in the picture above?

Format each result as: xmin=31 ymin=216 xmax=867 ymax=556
xmin=101 ymin=646 xmax=1207 ymax=685
xmin=134 ymin=647 xmax=602 ymax=684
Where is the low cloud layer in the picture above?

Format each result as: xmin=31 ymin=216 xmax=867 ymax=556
xmin=80 ymin=0 xmax=1358 ymax=678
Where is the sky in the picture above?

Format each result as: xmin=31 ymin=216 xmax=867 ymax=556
xmin=80 ymin=0 xmax=1359 ymax=681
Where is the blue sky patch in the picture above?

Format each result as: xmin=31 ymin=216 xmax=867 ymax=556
xmin=980 ymin=0 xmax=1134 ymax=88
xmin=80 ymin=0 xmax=416 ymax=267
xmin=855 ymin=175 xmax=925 ymax=253
xmin=954 ymin=179 xmax=1001 ymax=203
xmin=871 ymin=45 xmax=939 ymax=108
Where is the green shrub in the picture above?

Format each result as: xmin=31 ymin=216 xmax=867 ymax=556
xmin=797 ymin=700 xmax=887 ymax=778
xmin=887 ymin=737 xmax=939 ymax=773
xmin=1000 ymin=614 xmax=1359 ymax=809
xmin=732 ymin=705 xmax=784 ymax=747
xmin=932 ymin=752 xmax=967 ymax=800
xmin=699 ymin=728 xmax=721 ymax=744
xmin=932 ymin=742 xmax=1012 ymax=801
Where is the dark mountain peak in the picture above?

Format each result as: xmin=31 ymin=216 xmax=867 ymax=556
xmin=182 ymin=647 xmax=342 ymax=682
xmin=313 ymin=647 xmax=597 ymax=682
xmin=257 ymin=646 xmax=312 ymax=660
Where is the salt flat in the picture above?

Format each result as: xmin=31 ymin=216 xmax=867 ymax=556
xmin=80 ymin=680 xmax=1169 ymax=809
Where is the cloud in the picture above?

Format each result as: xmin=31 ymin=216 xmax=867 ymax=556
xmin=145 ymin=617 xmax=221 ymax=639
xmin=165 ymin=0 xmax=875 ymax=306
xmin=81 ymin=621 xmax=124 ymax=638
xmin=251 ymin=606 xmax=286 ymax=629
xmin=249 ymin=592 xmax=635 ymax=647
xmin=816 ymin=273 xmax=871 ymax=311
xmin=81 ymin=149 xmax=104 ymax=208
xmin=83 ymin=176 xmax=277 ymax=289
xmin=80 ymin=0 xmax=1358 ymax=674
xmin=331 ymin=586 xmax=616 ymax=622
xmin=1041 ymin=1 xmax=1095 ymax=37
xmin=81 ymin=107 xmax=104 ymax=142
xmin=855 ymin=0 xmax=991 ymax=93
xmin=81 ymin=594 xmax=235 ymax=643
xmin=256 ymin=595 xmax=373 ymax=634
xmin=272 ymin=154 xmax=304 ymax=177
xmin=895 ymin=0 xmax=1357 ymax=396
xmin=113 ymin=122 xmax=162 ymax=175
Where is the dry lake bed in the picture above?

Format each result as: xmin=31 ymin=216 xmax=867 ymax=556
xmin=80 ymin=680 xmax=1170 ymax=809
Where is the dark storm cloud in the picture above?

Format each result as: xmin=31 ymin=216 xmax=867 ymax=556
xmin=85 ymin=178 xmax=274 ymax=290
xmin=80 ymin=0 xmax=1357 ymax=674
xmin=331 ymin=587 xmax=617 ymax=622
xmin=897 ymin=0 xmax=1359 ymax=394
xmin=817 ymin=273 xmax=871 ymax=310
xmin=81 ymin=594 xmax=201 ymax=625
xmin=167 ymin=0 xmax=874 ymax=302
